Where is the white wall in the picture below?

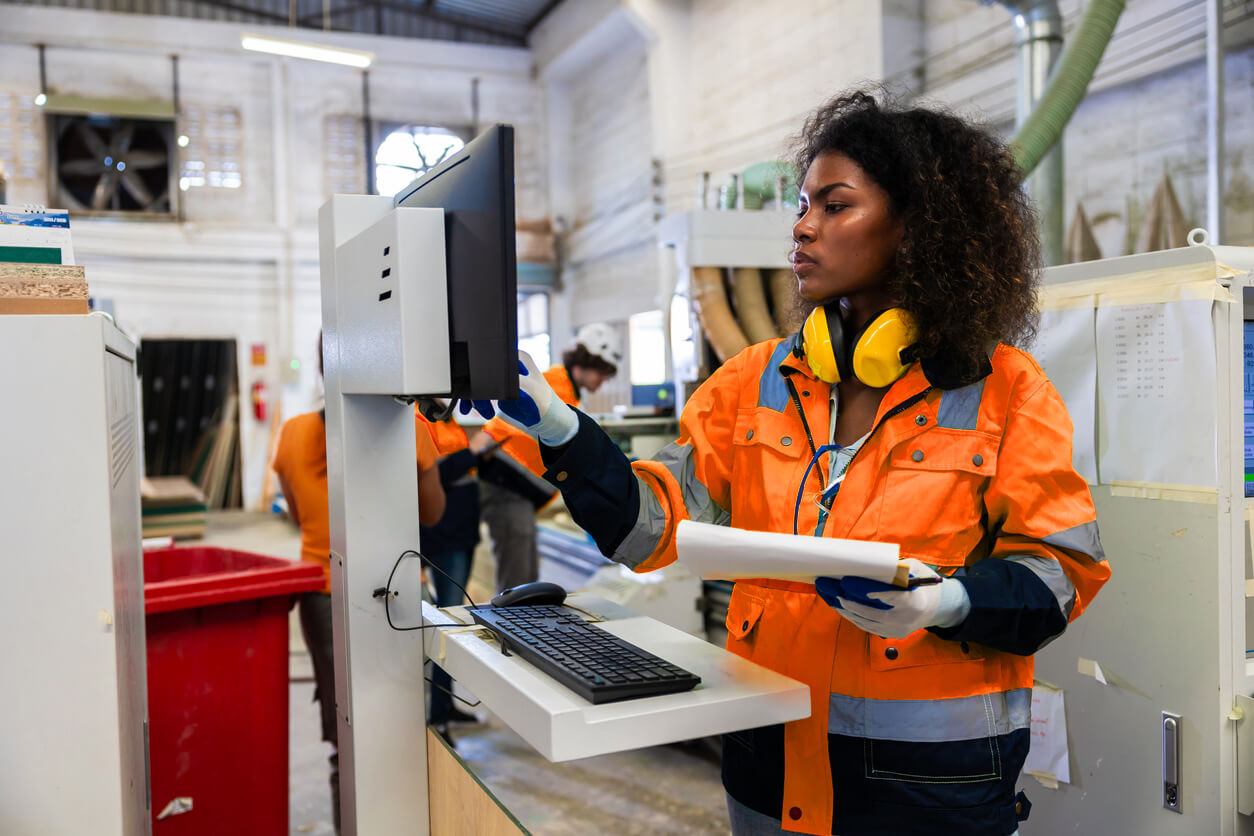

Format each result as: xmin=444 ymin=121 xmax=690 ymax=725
xmin=0 ymin=6 xmax=544 ymax=507
xmin=533 ymin=0 xmax=1254 ymax=357
xmin=4 ymin=2 xmax=1253 ymax=493
xmin=919 ymin=0 xmax=1254 ymax=256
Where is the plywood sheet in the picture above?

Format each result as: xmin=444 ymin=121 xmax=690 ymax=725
xmin=427 ymin=727 xmax=528 ymax=836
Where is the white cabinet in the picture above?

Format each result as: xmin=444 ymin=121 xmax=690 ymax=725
xmin=0 ymin=314 xmax=149 ymax=836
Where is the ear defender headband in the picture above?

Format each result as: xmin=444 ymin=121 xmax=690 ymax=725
xmin=800 ymin=303 xmax=918 ymax=388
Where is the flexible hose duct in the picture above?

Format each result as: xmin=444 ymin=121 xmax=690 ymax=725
xmin=769 ymin=268 xmax=806 ymax=335
xmin=1009 ymin=0 xmax=1125 ymax=178
xmin=732 ymin=267 xmax=779 ymax=344
xmin=692 ymin=266 xmax=750 ymax=361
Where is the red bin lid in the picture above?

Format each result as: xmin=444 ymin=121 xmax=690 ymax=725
xmin=144 ymin=546 xmax=325 ymax=614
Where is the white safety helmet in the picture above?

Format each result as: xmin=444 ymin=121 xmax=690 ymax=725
xmin=574 ymin=322 xmax=623 ymax=368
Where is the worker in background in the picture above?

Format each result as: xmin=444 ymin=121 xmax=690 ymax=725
xmin=272 ymin=334 xmax=445 ymax=835
xmin=477 ymin=323 xmax=622 ymax=592
xmin=468 ymin=90 xmax=1109 ymax=836
xmin=416 ymin=404 xmax=497 ymax=745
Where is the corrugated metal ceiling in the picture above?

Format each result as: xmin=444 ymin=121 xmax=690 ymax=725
xmin=0 ymin=0 xmax=561 ymax=45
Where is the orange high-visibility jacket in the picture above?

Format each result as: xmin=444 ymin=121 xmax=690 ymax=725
xmin=485 ymin=365 xmax=580 ymax=478
xmin=540 ymin=335 xmax=1109 ymax=836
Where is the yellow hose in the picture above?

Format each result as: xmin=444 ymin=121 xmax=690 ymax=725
xmin=731 ymin=267 xmax=779 ymax=344
xmin=769 ymin=268 xmax=806 ymax=335
xmin=692 ymin=266 xmax=750 ymax=361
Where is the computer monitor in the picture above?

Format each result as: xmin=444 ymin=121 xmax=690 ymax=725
xmin=393 ymin=124 xmax=519 ymax=400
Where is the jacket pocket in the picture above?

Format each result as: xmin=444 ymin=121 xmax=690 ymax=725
xmin=880 ymin=428 xmax=997 ymax=567
xmin=725 ymin=586 xmax=765 ymax=644
xmin=864 ymin=733 xmax=1004 ymax=785
xmin=858 ymin=633 xmax=1004 ymax=786
xmin=730 ymin=408 xmax=809 ymax=532
xmin=866 ymin=631 xmax=985 ymax=671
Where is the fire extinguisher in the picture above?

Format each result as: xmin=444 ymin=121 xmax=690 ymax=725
xmin=251 ymin=379 xmax=268 ymax=422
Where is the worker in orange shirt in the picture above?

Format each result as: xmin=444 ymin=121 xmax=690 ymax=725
xmin=477 ymin=324 xmax=621 ymax=592
xmin=272 ymin=335 xmax=444 ymax=835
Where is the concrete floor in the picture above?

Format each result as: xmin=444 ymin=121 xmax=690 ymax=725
xmin=199 ymin=511 xmax=730 ymax=835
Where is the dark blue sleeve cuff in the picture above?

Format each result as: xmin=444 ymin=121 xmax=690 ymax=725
xmin=927 ymin=558 xmax=1068 ymax=656
xmin=540 ymin=409 xmax=640 ymax=557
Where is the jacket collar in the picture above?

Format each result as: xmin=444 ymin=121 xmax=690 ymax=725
xmin=777 ymin=330 xmax=994 ymax=418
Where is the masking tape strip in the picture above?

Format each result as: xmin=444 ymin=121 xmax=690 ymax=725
xmin=1246 ymin=579 xmax=1254 ymax=599
xmin=1041 ymin=280 xmax=1234 ymax=310
xmin=436 ymin=625 xmax=489 ymax=662
xmin=1039 ymin=261 xmax=1238 ymax=310
xmin=1027 ymin=769 xmax=1060 ymax=790
xmin=1033 ymin=678 xmax=1061 ymax=692
xmin=1109 ymin=481 xmax=1218 ymax=503
xmin=1077 ymin=657 xmax=1108 ymax=685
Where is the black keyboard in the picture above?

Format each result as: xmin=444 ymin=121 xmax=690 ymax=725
xmin=468 ymin=604 xmax=701 ymax=705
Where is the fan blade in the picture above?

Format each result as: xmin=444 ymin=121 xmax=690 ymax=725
xmin=111 ymin=121 xmax=136 ymax=156
xmin=91 ymin=169 xmax=121 ymax=210
xmin=60 ymin=159 xmax=107 ymax=176
xmin=121 ymin=149 xmax=168 ymax=169
xmin=120 ymin=169 xmax=154 ymax=208
xmin=75 ymin=122 xmax=110 ymax=159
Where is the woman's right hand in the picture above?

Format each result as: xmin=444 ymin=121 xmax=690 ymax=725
xmin=460 ymin=351 xmax=579 ymax=446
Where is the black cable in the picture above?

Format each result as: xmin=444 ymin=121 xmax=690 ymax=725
xmin=424 ymin=675 xmax=481 ymax=710
xmin=377 ymin=548 xmax=481 ymax=632
xmin=367 ymin=550 xmax=487 ymax=710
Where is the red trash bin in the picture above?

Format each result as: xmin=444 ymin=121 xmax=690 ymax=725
xmin=144 ymin=546 xmax=325 ymax=835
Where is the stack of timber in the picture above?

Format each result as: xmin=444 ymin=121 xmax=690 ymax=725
xmin=189 ymin=391 xmax=242 ymax=509
xmin=141 ymin=476 xmax=207 ymax=540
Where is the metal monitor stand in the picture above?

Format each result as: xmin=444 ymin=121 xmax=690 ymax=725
xmin=317 ymin=194 xmax=441 ymax=835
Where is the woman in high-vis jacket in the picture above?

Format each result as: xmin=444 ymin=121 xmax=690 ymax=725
xmin=468 ymin=91 xmax=1108 ymax=835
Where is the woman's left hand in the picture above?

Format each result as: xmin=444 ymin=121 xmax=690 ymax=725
xmin=815 ymin=558 xmax=970 ymax=638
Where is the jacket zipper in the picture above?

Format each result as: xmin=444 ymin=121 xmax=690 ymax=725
xmin=784 ymin=375 xmax=818 ymax=459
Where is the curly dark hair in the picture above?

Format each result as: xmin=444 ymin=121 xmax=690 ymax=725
xmin=562 ymin=344 xmax=618 ymax=378
xmin=792 ymin=89 xmax=1040 ymax=377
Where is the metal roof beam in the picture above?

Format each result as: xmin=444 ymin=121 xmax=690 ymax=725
xmin=300 ymin=0 xmax=526 ymax=43
xmin=525 ymin=0 xmax=564 ymax=35
xmin=187 ymin=0 xmax=291 ymax=24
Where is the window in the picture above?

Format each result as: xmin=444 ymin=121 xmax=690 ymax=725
xmin=629 ymin=310 xmax=667 ymax=385
xmin=374 ymin=125 xmax=464 ymax=198
xmin=518 ymin=291 xmax=550 ymax=370
xmin=0 ymin=93 xmax=43 ymax=194
xmin=669 ymin=294 xmax=699 ymax=383
xmin=179 ymin=106 xmax=242 ymax=191
xmin=323 ymin=114 xmax=364 ymax=197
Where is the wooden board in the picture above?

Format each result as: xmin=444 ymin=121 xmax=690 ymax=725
xmin=0 ymin=298 xmax=88 ymax=314
xmin=426 ymin=727 xmax=528 ymax=836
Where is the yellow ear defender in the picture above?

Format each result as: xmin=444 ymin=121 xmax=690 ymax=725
xmin=799 ymin=303 xmax=918 ymax=388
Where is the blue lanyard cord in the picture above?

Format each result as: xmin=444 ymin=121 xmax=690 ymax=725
xmin=793 ymin=443 xmax=841 ymax=536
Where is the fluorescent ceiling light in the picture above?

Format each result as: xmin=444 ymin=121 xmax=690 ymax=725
xmin=241 ymin=34 xmax=374 ymax=68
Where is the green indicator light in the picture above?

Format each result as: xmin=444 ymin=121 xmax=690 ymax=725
xmin=290 ymin=359 xmax=301 ymax=370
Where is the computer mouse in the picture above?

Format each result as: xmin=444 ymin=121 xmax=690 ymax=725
xmin=490 ymin=581 xmax=568 ymax=608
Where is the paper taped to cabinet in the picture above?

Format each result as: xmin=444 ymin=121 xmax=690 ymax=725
xmin=675 ymin=520 xmax=903 ymax=585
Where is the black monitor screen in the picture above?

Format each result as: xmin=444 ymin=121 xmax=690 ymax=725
xmin=394 ymin=124 xmax=518 ymax=400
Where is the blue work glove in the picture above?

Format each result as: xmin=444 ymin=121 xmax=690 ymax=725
xmin=815 ymin=558 xmax=970 ymax=638
xmin=459 ymin=350 xmax=579 ymax=447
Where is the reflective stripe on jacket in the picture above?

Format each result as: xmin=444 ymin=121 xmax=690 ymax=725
xmin=541 ymin=335 xmax=1109 ymax=836
xmin=486 ymin=365 xmax=579 ymax=478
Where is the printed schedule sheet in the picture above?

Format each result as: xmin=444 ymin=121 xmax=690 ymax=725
xmin=1095 ymin=299 xmax=1216 ymax=485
